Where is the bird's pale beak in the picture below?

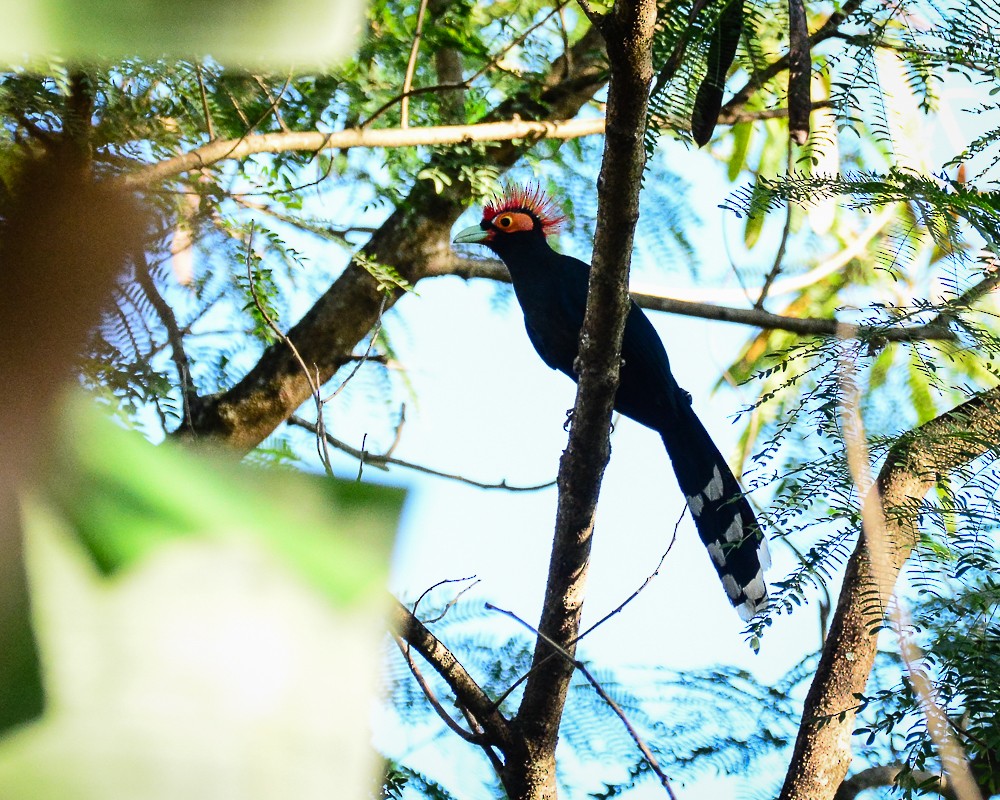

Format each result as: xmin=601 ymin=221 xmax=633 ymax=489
xmin=453 ymin=225 xmax=490 ymax=244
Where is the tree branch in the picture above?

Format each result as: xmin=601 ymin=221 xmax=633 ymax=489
xmin=132 ymin=249 xmax=197 ymax=430
xmin=124 ymin=117 xmax=606 ymax=188
xmin=392 ymin=634 xmax=480 ymax=743
xmin=835 ymin=764 xmax=957 ymax=800
xmin=507 ymin=2 xmax=656 ymax=797
xmin=287 ymin=415 xmax=556 ymax=491
xmin=445 ymin=256 xmax=957 ymax=342
xmin=175 ymin=24 xmax=609 ymax=452
xmin=390 ymin=599 xmax=513 ymax=751
xmin=778 ymin=386 xmax=1000 ymax=800
xmin=486 ymin=602 xmax=677 ymax=799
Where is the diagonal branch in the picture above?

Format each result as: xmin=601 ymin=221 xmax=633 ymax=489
xmin=175 ymin=24 xmax=609 ymax=453
xmin=720 ymin=0 xmax=864 ymax=119
xmin=778 ymin=385 xmax=1000 ymax=800
xmin=390 ymin=599 xmax=513 ymax=751
xmin=132 ymin=249 xmax=196 ymax=430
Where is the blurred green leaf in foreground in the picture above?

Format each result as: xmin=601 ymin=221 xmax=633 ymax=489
xmin=3 ymin=395 xmax=404 ymax=800
xmin=0 ymin=0 xmax=364 ymax=67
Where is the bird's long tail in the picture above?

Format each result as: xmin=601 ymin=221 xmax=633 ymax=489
xmin=659 ymin=406 xmax=769 ymax=620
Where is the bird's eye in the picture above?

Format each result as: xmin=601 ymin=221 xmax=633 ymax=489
xmin=497 ymin=215 xmax=512 ymax=228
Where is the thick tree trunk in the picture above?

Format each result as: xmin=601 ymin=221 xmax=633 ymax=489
xmin=501 ymin=2 xmax=658 ymax=797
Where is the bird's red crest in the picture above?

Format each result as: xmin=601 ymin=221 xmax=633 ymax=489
xmin=483 ymin=184 xmax=566 ymax=235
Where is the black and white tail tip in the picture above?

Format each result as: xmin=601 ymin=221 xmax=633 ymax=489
xmin=698 ymin=519 xmax=771 ymax=621
xmin=733 ymin=538 xmax=770 ymax=622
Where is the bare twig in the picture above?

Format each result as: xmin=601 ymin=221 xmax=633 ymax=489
xmin=486 ymin=602 xmax=678 ymax=800
xmin=754 ymin=143 xmax=795 ymax=309
xmin=252 ymin=73 xmax=292 ymax=133
xmin=411 ymin=575 xmax=477 ymax=618
xmin=490 ymin=510 xmax=685 ymax=713
xmin=132 ymin=249 xmax=196 ymax=430
xmin=400 ymin=0 xmax=431 ymax=129
xmin=578 ymin=507 xmax=684 ymax=641
xmin=288 ymin=415 xmax=557 ymax=492
xmin=243 ymin=226 xmax=333 ymax=474
xmin=384 ymin=405 xmax=406 ymax=459
xmin=193 ymin=63 xmax=216 ymax=141
xmin=324 ymin=293 xmax=387 ymax=402
xmin=392 ymin=633 xmax=480 ymax=743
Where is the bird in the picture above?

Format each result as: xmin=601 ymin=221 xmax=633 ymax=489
xmin=453 ymin=184 xmax=769 ymax=620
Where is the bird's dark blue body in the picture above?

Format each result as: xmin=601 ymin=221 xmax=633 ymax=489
xmin=454 ymin=187 xmax=769 ymax=619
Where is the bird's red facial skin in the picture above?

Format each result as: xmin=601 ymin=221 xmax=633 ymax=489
xmin=489 ymin=211 xmax=536 ymax=235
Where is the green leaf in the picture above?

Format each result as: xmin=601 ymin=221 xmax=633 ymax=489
xmin=744 ymin=179 xmax=774 ymax=249
xmin=2 ymin=0 xmax=365 ymax=67
xmin=44 ymin=394 xmax=404 ymax=609
xmin=2 ymin=393 xmax=407 ymax=799
xmin=728 ymin=122 xmax=753 ymax=181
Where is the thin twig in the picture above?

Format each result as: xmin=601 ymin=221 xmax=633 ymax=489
xmin=132 ymin=249 xmax=196 ymax=431
xmin=243 ymin=226 xmax=334 ymax=475
xmin=359 ymin=1 xmax=572 ymax=128
xmin=413 ymin=575 xmax=478 ymax=625
xmin=324 ymin=293 xmax=387 ymax=401
xmin=392 ymin=634 xmax=480 ymax=743
xmin=577 ymin=507 xmax=684 ymax=641
xmin=485 ymin=602 xmax=678 ymax=800
xmin=194 ymin=63 xmax=216 ymax=141
xmin=490 ymin=512 xmax=684 ymax=712
xmin=288 ymin=415 xmax=558 ymax=491
xmin=400 ymin=0 xmax=431 ymax=129
xmin=384 ymin=404 xmax=406 ymax=459
xmin=755 ymin=142 xmax=795 ymax=310
xmin=356 ymin=432 xmax=367 ymax=481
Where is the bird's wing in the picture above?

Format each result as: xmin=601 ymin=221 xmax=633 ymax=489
xmin=521 ymin=256 xmax=590 ymax=376
xmin=524 ymin=319 xmax=563 ymax=371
